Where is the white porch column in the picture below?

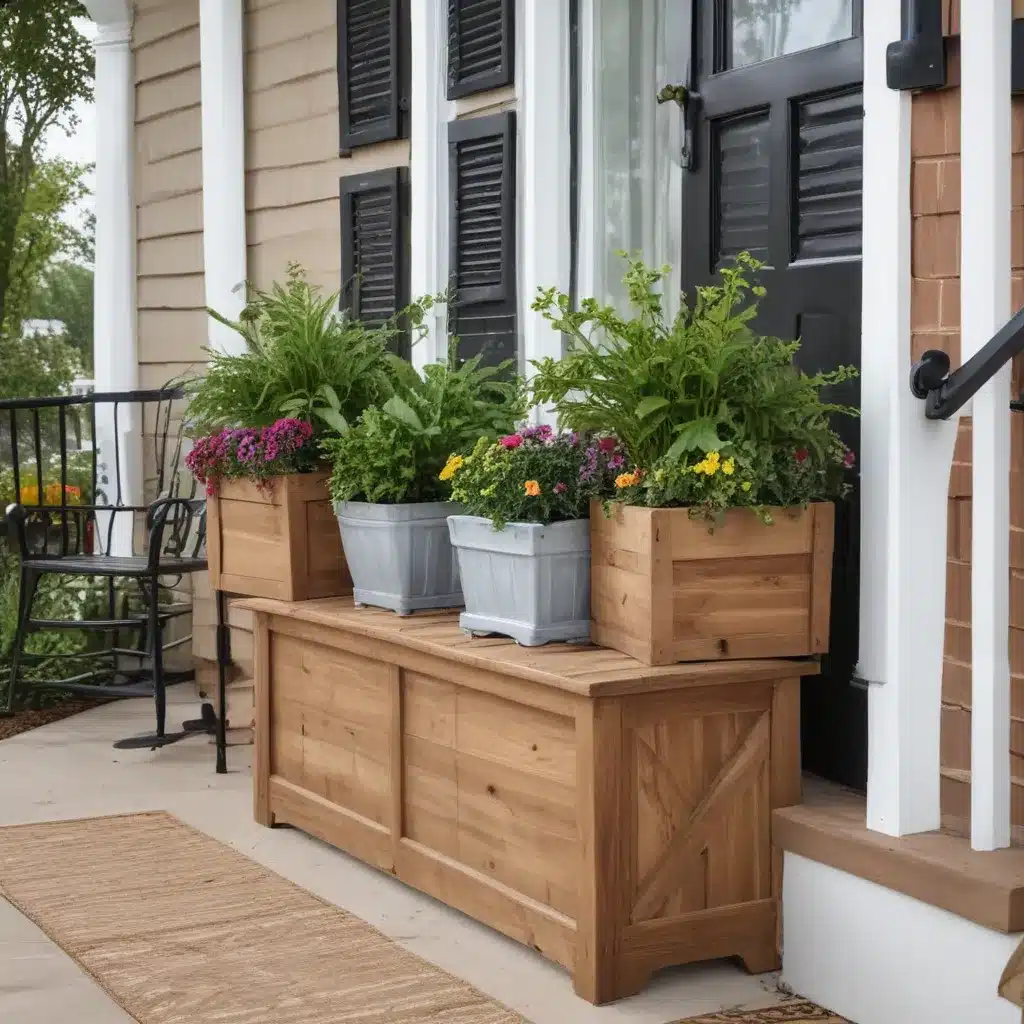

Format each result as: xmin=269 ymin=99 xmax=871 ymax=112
xmin=199 ymin=0 xmax=247 ymax=355
xmin=521 ymin=0 xmax=571 ymax=421
xmin=410 ymin=0 xmax=449 ymax=371
xmin=962 ymin=1 xmax=1013 ymax=852
xmin=85 ymin=0 xmax=139 ymax=554
xmin=860 ymin=0 xmax=960 ymax=836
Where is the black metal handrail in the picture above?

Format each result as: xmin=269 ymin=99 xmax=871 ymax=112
xmin=909 ymin=306 xmax=1024 ymax=419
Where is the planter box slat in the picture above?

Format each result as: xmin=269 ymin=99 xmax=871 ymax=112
xmin=207 ymin=473 xmax=352 ymax=601
xmin=591 ymin=501 xmax=835 ymax=665
xmin=245 ymin=596 xmax=819 ymax=1004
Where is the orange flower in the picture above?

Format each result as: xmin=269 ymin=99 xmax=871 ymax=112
xmin=615 ymin=470 xmax=642 ymax=489
xmin=524 ymin=480 xmax=541 ymax=497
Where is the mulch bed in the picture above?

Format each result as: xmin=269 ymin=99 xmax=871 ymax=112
xmin=0 ymin=699 xmax=105 ymax=742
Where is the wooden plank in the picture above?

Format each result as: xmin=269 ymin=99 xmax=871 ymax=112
xmin=396 ymin=838 xmax=577 ymax=974
xmin=619 ymin=899 xmax=777 ymax=987
xmin=809 ymin=502 xmax=836 ymax=652
xmin=253 ymin=617 xmax=272 ymax=825
xmin=390 ymin=663 xmax=403 ymax=861
xmin=771 ymin=677 xmax=803 ymax=811
xmin=574 ymin=697 xmax=624 ymax=1003
xmin=269 ymin=777 xmax=392 ymax=873
xmin=774 ymin=783 xmax=1024 ymax=933
xmin=237 ymin=598 xmax=819 ymax=698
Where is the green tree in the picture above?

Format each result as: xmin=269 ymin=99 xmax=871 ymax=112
xmin=26 ymin=256 xmax=94 ymax=374
xmin=0 ymin=1 xmax=93 ymax=398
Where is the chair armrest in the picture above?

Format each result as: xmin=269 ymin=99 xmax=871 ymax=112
xmin=146 ymin=497 xmax=207 ymax=571
xmin=4 ymin=503 xmax=28 ymax=560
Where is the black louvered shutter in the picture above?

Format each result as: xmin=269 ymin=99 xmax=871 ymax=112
xmin=448 ymin=111 xmax=516 ymax=366
xmin=447 ymin=0 xmax=515 ymax=100
xmin=338 ymin=0 xmax=410 ymax=152
xmin=340 ymin=168 xmax=410 ymax=357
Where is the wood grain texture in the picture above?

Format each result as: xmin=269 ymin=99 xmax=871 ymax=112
xmin=774 ymin=781 xmax=1024 ymax=933
xmin=252 ymin=601 xmax=812 ymax=1003
xmin=591 ymin=501 xmax=835 ymax=665
xmin=207 ymin=473 xmax=352 ymax=600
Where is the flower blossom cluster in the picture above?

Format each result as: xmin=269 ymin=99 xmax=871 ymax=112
xmin=186 ymin=418 xmax=314 ymax=495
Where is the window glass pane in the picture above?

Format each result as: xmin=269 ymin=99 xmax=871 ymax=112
xmin=585 ymin=0 xmax=684 ymax=314
xmin=729 ymin=0 xmax=854 ymax=69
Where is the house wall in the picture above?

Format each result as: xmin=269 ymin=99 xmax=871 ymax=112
xmin=133 ymin=0 xmax=206 ymax=392
xmin=917 ymin=0 xmax=1024 ymax=830
xmin=244 ymin=0 xmax=408 ymax=293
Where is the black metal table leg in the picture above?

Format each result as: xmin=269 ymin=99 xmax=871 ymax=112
xmin=215 ymin=587 xmax=229 ymax=774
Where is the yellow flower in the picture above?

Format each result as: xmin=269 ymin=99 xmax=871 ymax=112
xmin=615 ymin=471 xmax=642 ymax=489
xmin=722 ymin=457 xmax=735 ymax=476
xmin=524 ymin=480 xmax=542 ymax=497
xmin=741 ymin=481 xmax=752 ymax=493
xmin=439 ymin=454 xmax=464 ymax=482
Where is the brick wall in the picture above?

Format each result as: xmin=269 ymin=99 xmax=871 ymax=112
xmin=916 ymin=5 xmax=1024 ymax=831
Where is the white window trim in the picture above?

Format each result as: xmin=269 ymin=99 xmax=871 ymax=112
xmin=521 ymin=0 xmax=571 ymax=422
xmin=411 ymin=0 xmax=451 ymax=371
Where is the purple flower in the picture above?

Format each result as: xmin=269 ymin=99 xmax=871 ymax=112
xmin=607 ymin=453 xmax=625 ymax=470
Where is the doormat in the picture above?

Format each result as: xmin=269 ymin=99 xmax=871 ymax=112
xmin=0 ymin=811 xmax=526 ymax=1023
xmin=677 ymin=1002 xmax=849 ymax=1023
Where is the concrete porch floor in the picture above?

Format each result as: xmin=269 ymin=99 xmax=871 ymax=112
xmin=0 ymin=688 xmax=792 ymax=1024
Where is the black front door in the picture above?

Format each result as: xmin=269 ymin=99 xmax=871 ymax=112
xmin=681 ymin=0 xmax=866 ymax=789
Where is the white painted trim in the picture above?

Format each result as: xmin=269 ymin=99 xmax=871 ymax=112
xmin=860 ymin=0 xmax=959 ymax=836
xmin=410 ymin=0 xmax=449 ymax=371
xmin=782 ymin=853 xmax=1020 ymax=1024
xmin=85 ymin=0 xmax=138 ymax=554
xmin=962 ymin=1 xmax=1013 ymax=852
xmin=521 ymin=0 xmax=571 ymax=422
xmin=199 ymin=0 xmax=247 ymax=356
xmin=575 ymin=0 xmax=598 ymax=305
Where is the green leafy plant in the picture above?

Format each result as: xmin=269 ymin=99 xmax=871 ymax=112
xmin=531 ymin=252 xmax=858 ymax=515
xmin=324 ymin=344 xmax=527 ymax=505
xmin=182 ymin=264 xmax=430 ymax=438
xmin=447 ymin=428 xmax=626 ymax=529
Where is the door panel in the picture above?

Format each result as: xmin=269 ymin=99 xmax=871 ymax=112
xmin=682 ymin=0 xmax=865 ymax=790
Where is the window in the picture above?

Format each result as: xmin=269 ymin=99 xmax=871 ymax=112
xmin=340 ymin=168 xmax=411 ymax=358
xmin=337 ymin=0 xmax=410 ymax=151
xmin=580 ymin=0 xmax=685 ymax=313
xmin=447 ymin=112 xmax=517 ymax=365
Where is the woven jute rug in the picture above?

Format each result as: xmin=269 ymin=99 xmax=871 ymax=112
xmin=676 ymin=1002 xmax=848 ymax=1023
xmin=0 ymin=811 xmax=527 ymax=1023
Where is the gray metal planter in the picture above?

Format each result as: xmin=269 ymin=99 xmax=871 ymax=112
xmin=448 ymin=515 xmax=590 ymax=646
xmin=336 ymin=501 xmax=464 ymax=614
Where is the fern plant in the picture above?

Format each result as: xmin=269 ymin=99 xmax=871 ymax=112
xmin=531 ymin=253 xmax=858 ymax=513
xmin=323 ymin=343 xmax=527 ymax=505
xmin=182 ymin=264 xmax=431 ymax=438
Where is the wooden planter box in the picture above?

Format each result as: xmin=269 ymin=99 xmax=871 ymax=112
xmin=245 ymin=597 xmax=817 ymax=1004
xmin=591 ymin=500 xmax=835 ymax=665
xmin=206 ymin=473 xmax=351 ymax=601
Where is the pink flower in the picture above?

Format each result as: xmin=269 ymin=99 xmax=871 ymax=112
xmin=608 ymin=453 xmax=625 ymax=470
xmin=500 ymin=434 xmax=522 ymax=449
xmin=843 ymin=450 xmax=856 ymax=468
xmin=554 ymin=482 xmax=568 ymax=495
xmin=598 ymin=437 xmax=617 ymax=453
xmin=794 ymin=448 xmax=809 ymax=464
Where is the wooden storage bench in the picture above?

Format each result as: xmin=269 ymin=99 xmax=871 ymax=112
xmin=244 ymin=597 xmax=817 ymax=1004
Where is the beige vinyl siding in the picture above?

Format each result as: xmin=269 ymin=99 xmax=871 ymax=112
xmin=244 ymin=0 xmax=409 ymax=293
xmin=134 ymin=0 xmax=206 ymax=397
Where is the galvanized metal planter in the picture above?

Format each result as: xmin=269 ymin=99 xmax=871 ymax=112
xmin=448 ymin=515 xmax=590 ymax=646
xmin=336 ymin=501 xmax=464 ymax=614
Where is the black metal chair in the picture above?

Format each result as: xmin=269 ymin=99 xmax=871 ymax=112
xmin=0 ymin=387 xmax=228 ymax=771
